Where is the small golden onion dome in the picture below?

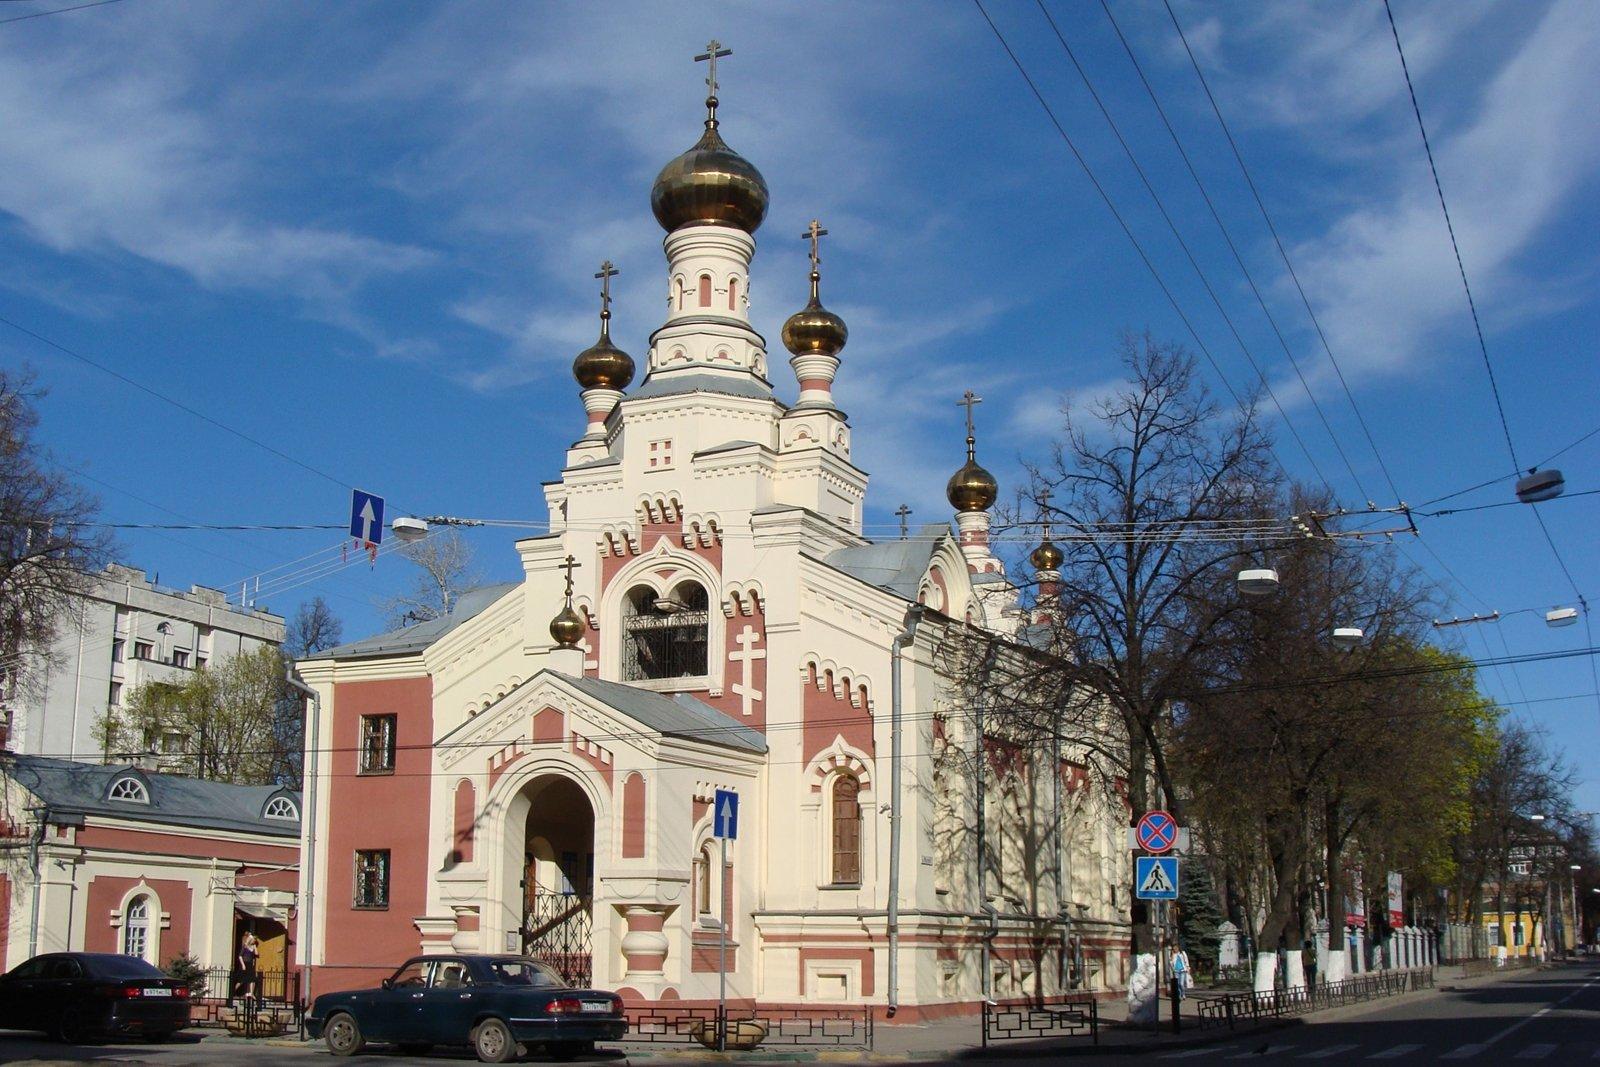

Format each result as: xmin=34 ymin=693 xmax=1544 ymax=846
xmin=548 ymin=601 xmax=585 ymax=648
xmin=1030 ymin=538 xmax=1064 ymax=571
xmin=782 ymin=284 xmax=848 ymax=357
xmin=946 ymin=460 xmax=999 ymax=513
xmin=651 ymin=121 xmax=769 ymax=234
xmin=573 ymin=324 xmax=635 ymax=391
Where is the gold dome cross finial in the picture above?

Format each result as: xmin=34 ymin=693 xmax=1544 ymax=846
xmin=803 ymin=219 xmax=828 ymax=271
xmin=695 ymin=40 xmax=732 ymax=124
xmin=594 ymin=261 xmax=618 ymax=324
xmin=559 ymin=554 xmax=580 ymax=598
xmin=958 ymin=390 xmax=983 ymax=461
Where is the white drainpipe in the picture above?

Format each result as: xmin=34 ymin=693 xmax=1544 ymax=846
xmin=887 ymin=606 xmax=922 ymax=1018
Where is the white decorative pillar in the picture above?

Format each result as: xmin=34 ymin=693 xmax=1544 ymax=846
xmin=619 ymin=905 xmax=671 ymax=978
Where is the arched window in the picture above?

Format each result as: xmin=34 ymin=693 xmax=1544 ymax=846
xmin=622 ymin=582 xmax=709 ymax=681
xmin=263 ymin=796 xmax=298 ymax=821
xmin=122 ymin=896 xmax=150 ymax=959
xmin=675 ymin=277 xmax=685 ymax=311
xmin=831 ymin=775 xmax=862 ymax=885
xmin=108 ymin=776 xmax=149 ymax=804
xmin=727 ymin=276 xmax=738 ymax=311
xmin=698 ymin=274 xmax=712 ymax=308
xmin=694 ymin=843 xmax=714 ymax=918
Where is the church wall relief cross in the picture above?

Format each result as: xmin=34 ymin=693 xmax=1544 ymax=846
xmin=728 ymin=624 xmax=766 ymax=718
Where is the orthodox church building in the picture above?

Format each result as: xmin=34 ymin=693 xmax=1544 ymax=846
xmin=296 ymin=50 xmax=1131 ymax=1016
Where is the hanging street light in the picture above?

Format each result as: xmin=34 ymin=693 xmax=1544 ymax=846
xmin=391 ymin=516 xmax=430 ymax=542
xmin=1515 ymin=468 xmax=1565 ymax=503
xmin=1330 ymin=627 xmax=1364 ymax=650
xmin=1546 ymin=607 xmax=1580 ymax=628
xmin=1236 ymin=568 xmax=1280 ymax=597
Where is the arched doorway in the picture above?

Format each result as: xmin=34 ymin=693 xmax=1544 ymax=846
xmin=520 ymin=775 xmax=595 ymax=986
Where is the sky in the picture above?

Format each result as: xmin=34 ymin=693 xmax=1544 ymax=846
xmin=3 ymin=1 xmax=1596 ymax=805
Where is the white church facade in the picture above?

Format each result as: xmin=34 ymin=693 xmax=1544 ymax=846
xmin=295 ymin=49 xmax=1131 ymax=1017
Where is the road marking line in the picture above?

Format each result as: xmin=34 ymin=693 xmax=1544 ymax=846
xmin=1367 ymin=1045 xmax=1422 ymax=1059
xmin=1472 ymin=972 xmax=1600 ymax=1052
xmin=1162 ymin=1048 xmax=1235 ymax=1059
xmin=1229 ymin=1046 xmax=1295 ymax=1059
xmin=1515 ymin=1045 xmax=1558 ymax=1060
xmin=1441 ymin=1046 xmax=1487 ymax=1060
xmin=1300 ymin=1044 xmax=1360 ymax=1058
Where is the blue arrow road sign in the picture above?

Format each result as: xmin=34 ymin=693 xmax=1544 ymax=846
xmin=1135 ymin=856 xmax=1179 ymax=900
xmin=713 ymin=789 xmax=739 ymax=840
xmin=350 ymin=490 xmax=385 ymax=546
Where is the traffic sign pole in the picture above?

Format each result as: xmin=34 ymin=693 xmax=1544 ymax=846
xmin=718 ymin=833 xmax=727 ymax=1052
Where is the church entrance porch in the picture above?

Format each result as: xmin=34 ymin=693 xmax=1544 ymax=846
xmin=521 ymin=775 xmax=595 ymax=986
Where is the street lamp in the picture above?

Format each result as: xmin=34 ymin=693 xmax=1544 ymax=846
xmin=1330 ymin=627 xmax=1365 ymax=650
xmin=1515 ymin=468 xmax=1565 ymax=503
xmin=1236 ymin=568 xmax=1280 ymax=597
xmin=1546 ymin=607 xmax=1580 ymax=628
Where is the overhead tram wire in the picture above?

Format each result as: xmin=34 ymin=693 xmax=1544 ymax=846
xmin=1033 ymin=0 xmax=1369 ymax=507
xmin=969 ymin=0 xmax=1331 ymax=503
xmin=1158 ymin=0 xmax=1404 ymax=506
xmin=0 ymin=0 xmax=124 ymax=26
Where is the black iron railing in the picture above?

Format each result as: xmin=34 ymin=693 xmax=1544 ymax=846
xmin=185 ymin=968 xmax=303 ymax=1035
xmin=623 ymin=1005 xmax=874 ymax=1050
xmin=524 ymin=892 xmax=594 ymax=987
xmin=1192 ymin=967 xmax=1434 ymax=1030
xmin=982 ymin=996 xmax=1099 ymax=1047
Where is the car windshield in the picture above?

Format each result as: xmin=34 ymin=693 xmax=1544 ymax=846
xmin=84 ymin=956 xmax=165 ymax=980
xmin=486 ymin=959 xmax=567 ymax=988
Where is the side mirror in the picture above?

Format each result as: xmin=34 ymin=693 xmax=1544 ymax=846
xmin=381 ymin=978 xmax=394 ymax=990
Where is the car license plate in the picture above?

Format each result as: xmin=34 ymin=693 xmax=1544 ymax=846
xmin=579 ymin=1001 xmax=609 ymax=1013
xmin=144 ymin=988 xmax=173 ymax=997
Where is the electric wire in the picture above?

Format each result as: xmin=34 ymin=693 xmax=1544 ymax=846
xmin=0 ymin=0 xmax=123 ymax=26
xmin=1026 ymin=0 xmax=1347 ymax=503
xmin=1159 ymin=0 xmax=1405 ymax=506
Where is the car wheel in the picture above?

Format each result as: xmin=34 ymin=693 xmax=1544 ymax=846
xmin=323 ymin=1011 xmax=366 ymax=1057
xmin=55 ymin=1007 xmax=87 ymax=1044
xmin=397 ymin=1042 xmax=433 ymax=1056
xmin=548 ymin=1040 xmax=594 ymax=1061
xmin=472 ymin=1017 xmax=516 ymax=1063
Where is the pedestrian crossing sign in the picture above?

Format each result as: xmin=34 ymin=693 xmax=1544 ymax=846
xmin=1136 ymin=856 xmax=1179 ymax=900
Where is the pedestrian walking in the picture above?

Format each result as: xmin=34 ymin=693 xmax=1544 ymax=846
xmin=1172 ymin=943 xmax=1192 ymax=999
xmin=232 ymin=930 xmax=260 ymax=1003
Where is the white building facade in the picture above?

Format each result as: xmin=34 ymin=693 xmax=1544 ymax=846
xmin=296 ymin=57 xmax=1130 ymax=1016
xmin=1 ymin=564 xmax=285 ymax=762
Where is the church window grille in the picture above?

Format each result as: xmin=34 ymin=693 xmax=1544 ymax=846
xmin=698 ymin=274 xmax=711 ymax=308
xmin=728 ymin=276 xmax=738 ymax=311
xmin=263 ymin=796 xmax=298 ymax=821
xmin=359 ymin=714 xmax=397 ymax=774
xmin=354 ymin=849 xmax=390 ymax=909
xmin=831 ymin=775 xmax=862 ymax=885
xmin=622 ymin=584 xmax=708 ymax=681
xmin=108 ymin=776 xmax=149 ymax=803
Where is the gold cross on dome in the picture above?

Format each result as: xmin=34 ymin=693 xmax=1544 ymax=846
xmin=802 ymin=219 xmax=828 ymax=271
xmin=558 ymin=554 xmax=580 ymax=598
xmin=895 ymin=504 xmax=912 ymax=540
xmin=695 ymin=40 xmax=732 ymax=103
xmin=595 ymin=261 xmax=618 ymax=319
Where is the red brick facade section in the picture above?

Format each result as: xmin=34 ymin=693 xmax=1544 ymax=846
xmin=83 ymin=876 xmax=192 ymax=957
xmin=621 ymin=772 xmax=647 ymax=859
xmin=802 ymin=663 xmax=874 ymax=768
xmin=323 ymin=675 xmax=433 ymax=973
xmin=74 ymin=826 xmax=297 ymax=866
xmin=533 ymin=706 xmax=564 ymax=743
xmin=452 ymin=779 xmax=475 ymax=865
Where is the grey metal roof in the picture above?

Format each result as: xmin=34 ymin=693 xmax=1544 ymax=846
xmin=694 ymin=440 xmax=765 ymax=458
xmin=5 ymin=755 xmax=301 ymax=837
xmin=318 ymin=583 xmax=519 ymax=660
xmin=557 ymin=674 xmax=767 ymax=754
xmin=630 ymin=373 xmax=778 ymax=404
xmin=822 ymin=524 xmax=950 ymax=600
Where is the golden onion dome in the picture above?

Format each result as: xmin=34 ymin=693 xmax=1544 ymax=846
xmin=572 ymin=320 xmax=635 ymax=391
xmin=947 ymin=460 xmax=999 ymax=513
xmin=651 ymin=119 xmax=769 ymax=235
xmin=549 ymin=601 xmax=585 ymax=648
xmin=1030 ymin=538 xmax=1064 ymax=571
xmin=782 ymin=273 xmax=848 ymax=358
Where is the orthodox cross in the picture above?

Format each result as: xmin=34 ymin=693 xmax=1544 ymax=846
xmin=895 ymin=504 xmax=912 ymax=540
xmin=801 ymin=219 xmax=828 ymax=271
xmin=558 ymin=554 xmax=580 ymax=598
xmin=595 ymin=261 xmax=618 ymax=321
xmin=695 ymin=40 xmax=732 ymax=119
xmin=958 ymin=390 xmax=983 ymax=460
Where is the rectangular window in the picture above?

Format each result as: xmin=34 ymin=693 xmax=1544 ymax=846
xmin=354 ymin=849 xmax=390 ymax=909
xmin=195 ymin=655 xmax=208 ymax=670
xmin=133 ymin=641 xmax=154 ymax=661
xmin=359 ymin=714 xmax=397 ymax=774
xmin=172 ymin=650 xmax=189 ymax=669
xmin=108 ymin=681 xmax=122 ymax=707
xmin=111 ymin=638 xmax=125 ymax=663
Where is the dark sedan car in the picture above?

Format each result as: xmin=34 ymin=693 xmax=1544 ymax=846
xmin=0 ymin=952 xmax=191 ymax=1042
xmin=307 ymin=955 xmax=626 ymax=1062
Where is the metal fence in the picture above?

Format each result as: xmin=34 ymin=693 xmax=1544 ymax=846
xmin=1193 ymin=968 xmax=1434 ymax=1030
xmin=981 ymin=996 xmax=1100 ymax=1047
xmin=623 ymin=1004 xmax=874 ymax=1050
xmin=185 ymin=968 xmax=303 ymax=1035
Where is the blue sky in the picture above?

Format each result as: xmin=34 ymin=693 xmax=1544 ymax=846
xmin=3 ymin=1 xmax=1596 ymax=805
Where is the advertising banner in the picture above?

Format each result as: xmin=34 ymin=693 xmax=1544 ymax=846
xmin=1387 ymin=870 xmax=1405 ymax=928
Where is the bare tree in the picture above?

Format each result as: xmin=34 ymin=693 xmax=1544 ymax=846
xmin=381 ymin=529 xmax=479 ymax=628
xmin=285 ymin=596 xmax=343 ymax=658
xmin=0 ymin=368 xmax=110 ymax=711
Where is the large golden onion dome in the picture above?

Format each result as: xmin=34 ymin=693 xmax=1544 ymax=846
xmin=549 ymin=601 xmax=585 ymax=648
xmin=651 ymin=117 xmax=769 ymax=235
xmin=572 ymin=320 xmax=635 ymax=391
xmin=947 ymin=460 xmax=999 ymax=513
xmin=1030 ymin=537 xmax=1064 ymax=571
xmin=782 ymin=272 xmax=848 ymax=358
